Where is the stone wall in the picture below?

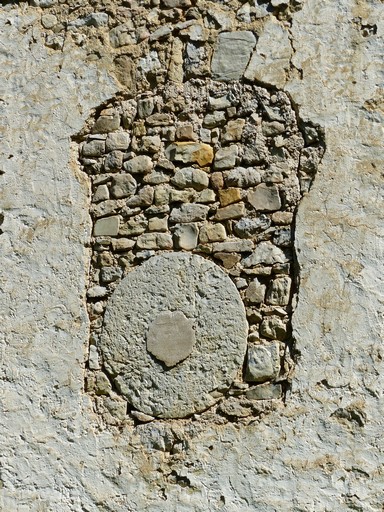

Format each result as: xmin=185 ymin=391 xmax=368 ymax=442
xmin=0 ymin=0 xmax=383 ymax=510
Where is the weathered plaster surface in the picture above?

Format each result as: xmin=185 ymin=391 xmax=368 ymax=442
xmin=1 ymin=0 xmax=383 ymax=510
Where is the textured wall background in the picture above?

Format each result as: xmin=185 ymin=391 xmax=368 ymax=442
xmin=0 ymin=0 xmax=383 ymax=510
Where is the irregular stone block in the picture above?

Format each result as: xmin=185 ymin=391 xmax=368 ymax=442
xmin=213 ymin=202 xmax=245 ymax=221
xmin=170 ymin=204 xmax=210 ymax=223
xmin=123 ymin=155 xmax=153 ymax=174
xmin=244 ymin=19 xmax=291 ymax=89
xmin=214 ymin=145 xmax=239 ymax=170
xmin=242 ymin=242 xmax=287 ymax=267
xmin=219 ymin=188 xmax=242 ymax=207
xmin=212 ymin=239 xmax=253 ymax=253
xmin=82 ymin=139 xmax=105 ymax=157
xmin=260 ymin=316 xmax=287 ymax=341
xmin=266 ymin=277 xmax=292 ymax=306
xmin=104 ymin=151 xmax=123 ymax=172
xmin=211 ymin=31 xmax=256 ymax=81
xmin=136 ymin=233 xmax=173 ymax=250
xmin=105 ymin=132 xmax=130 ymax=152
xmin=234 ymin=216 xmax=271 ymax=238
xmin=248 ymin=183 xmax=281 ymax=211
xmin=171 ymin=168 xmax=209 ymax=191
xmin=222 ymin=118 xmax=246 ymax=142
xmin=246 ymin=383 xmax=282 ymax=400
xmin=199 ymin=223 xmax=226 ymax=243
xmin=92 ymin=110 xmax=120 ymax=133
xmin=245 ymin=279 xmax=266 ymax=304
xmin=166 ymin=142 xmax=214 ymax=167
xmin=245 ymin=344 xmax=280 ymax=383
xmin=225 ymin=167 xmax=261 ymax=188
xmin=148 ymin=216 xmax=168 ymax=232
xmin=110 ymin=174 xmax=137 ymax=199
xmin=173 ymin=223 xmax=199 ymax=250
xmin=100 ymin=266 xmax=123 ymax=284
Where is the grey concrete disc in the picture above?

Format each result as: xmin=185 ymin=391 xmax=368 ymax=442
xmin=99 ymin=253 xmax=248 ymax=418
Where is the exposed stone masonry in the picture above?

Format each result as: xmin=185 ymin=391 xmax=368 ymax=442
xmin=77 ymin=78 xmax=324 ymax=422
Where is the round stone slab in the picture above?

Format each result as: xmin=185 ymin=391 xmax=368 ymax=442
xmin=99 ymin=253 xmax=248 ymax=418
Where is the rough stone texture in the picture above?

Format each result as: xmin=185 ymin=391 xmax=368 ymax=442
xmin=1 ymin=0 xmax=384 ymax=511
xmin=99 ymin=253 xmax=248 ymax=418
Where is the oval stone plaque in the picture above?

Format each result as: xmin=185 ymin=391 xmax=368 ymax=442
xmin=99 ymin=253 xmax=248 ymax=418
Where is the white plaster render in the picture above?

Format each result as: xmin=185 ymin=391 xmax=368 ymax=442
xmin=0 ymin=1 xmax=383 ymax=511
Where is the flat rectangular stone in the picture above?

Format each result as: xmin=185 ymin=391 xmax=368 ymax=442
xmin=212 ymin=239 xmax=254 ymax=253
xmin=93 ymin=216 xmax=119 ymax=236
xmin=213 ymin=202 xmax=245 ymax=221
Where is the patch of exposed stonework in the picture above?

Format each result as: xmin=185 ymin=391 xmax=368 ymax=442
xmin=77 ymin=78 xmax=324 ymax=421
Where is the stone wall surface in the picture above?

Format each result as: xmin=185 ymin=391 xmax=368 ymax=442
xmin=0 ymin=0 xmax=383 ymax=510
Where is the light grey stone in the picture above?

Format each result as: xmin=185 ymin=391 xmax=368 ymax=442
xmin=245 ymin=344 xmax=280 ymax=383
xmin=150 ymin=25 xmax=172 ymax=41
xmin=197 ymin=189 xmax=216 ymax=203
xmin=244 ymin=19 xmax=291 ymax=88
xmin=87 ymin=286 xmax=108 ymax=299
xmin=100 ymin=267 xmax=123 ymax=284
xmin=266 ymin=277 xmax=292 ymax=306
xmin=111 ymin=238 xmax=135 ymax=251
xmin=88 ymin=345 xmax=101 ymax=370
xmin=173 ymin=223 xmax=199 ymax=250
xmin=212 ymin=239 xmax=253 ymax=253
xmin=105 ymin=132 xmax=130 ymax=152
xmin=242 ymin=242 xmax=287 ymax=267
xmin=234 ymin=215 xmax=271 ymax=238
xmin=248 ymin=184 xmax=282 ymax=211
xmin=245 ymin=279 xmax=266 ymax=304
xmin=225 ymin=167 xmax=261 ymax=187
xmin=137 ymin=97 xmax=154 ymax=118
xmin=110 ymin=174 xmax=137 ymax=199
xmin=92 ymin=199 xmax=121 ymax=218
xmin=169 ymin=204 xmax=209 ymax=223
xmin=171 ymin=168 xmax=209 ymax=191
xmin=211 ymin=31 xmax=256 ymax=81
xmin=126 ymin=185 xmax=154 ymax=208
xmin=99 ymin=253 xmax=248 ymax=417
xmin=123 ymin=155 xmax=153 ymax=174
xmin=93 ymin=216 xmax=119 ymax=236
xmin=147 ymin=311 xmax=195 ymax=367
xmin=41 ymin=14 xmax=57 ymax=29
xmin=214 ymin=145 xmax=239 ymax=170
xmin=93 ymin=184 xmax=109 ymax=203
xmin=136 ymin=233 xmax=173 ymax=250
